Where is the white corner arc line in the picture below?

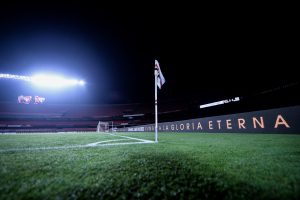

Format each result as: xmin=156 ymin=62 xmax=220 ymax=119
xmin=0 ymin=137 xmax=155 ymax=153
xmin=86 ymin=139 xmax=129 ymax=146
xmin=105 ymin=133 xmax=154 ymax=143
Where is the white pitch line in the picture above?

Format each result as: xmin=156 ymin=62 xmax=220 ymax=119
xmin=0 ymin=145 xmax=85 ymax=152
xmin=96 ymin=140 xmax=154 ymax=146
xmin=0 ymin=138 xmax=154 ymax=153
xmin=0 ymin=133 xmax=155 ymax=153
xmin=86 ymin=139 xmax=129 ymax=146
xmin=105 ymin=133 xmax=154 ymax=143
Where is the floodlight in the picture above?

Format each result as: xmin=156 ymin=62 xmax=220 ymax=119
xmin=78 ymin=80 xmax=85 ymax=85
xmin=0 ymin=73 xmax=85 ymax=88
xmin=31 ymin=74 xmax=85 ymax=88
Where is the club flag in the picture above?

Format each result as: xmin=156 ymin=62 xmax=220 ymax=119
xmin=34 ymin=96 xmax=46 ymax=104
xmin=155 ymin=60 xmax=165 ymax=89
xmin=18 ymin=95 xmax=32 ymax=104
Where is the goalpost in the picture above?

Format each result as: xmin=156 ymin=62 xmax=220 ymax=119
xmin=97 ymin=121 xmax=110 ymax=133
xmin=97 ymin=121 xmax=116 ymax=133
xmin=95 ymin=121 xmax=155 ymax=145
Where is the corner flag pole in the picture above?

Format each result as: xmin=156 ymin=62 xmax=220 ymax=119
xmin=154 ymin=68 xmax=158 ymax=143
xmin=154 ymin=59 xmax=165 ymax=143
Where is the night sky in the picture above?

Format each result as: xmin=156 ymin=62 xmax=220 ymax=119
xmin=0 ymin=1 xmax=298 ymax=106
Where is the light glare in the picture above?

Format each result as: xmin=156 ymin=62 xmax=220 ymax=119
xmin=0 ymin=73 xmax=85 ymax=88
xmin=79 ymin=80 xmax=85 ymax=85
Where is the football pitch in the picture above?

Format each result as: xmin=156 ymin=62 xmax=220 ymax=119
xmin=0 ymin=132 xmax=299 ymax=199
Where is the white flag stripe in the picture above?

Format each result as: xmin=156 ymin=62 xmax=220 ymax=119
xmin=155 ymin=60 xmax=165 ymax=89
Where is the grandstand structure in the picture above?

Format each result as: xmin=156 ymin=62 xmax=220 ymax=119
xmin=0 ymin=81 xmax=299 ymax=133
xmin=0 ymin=101 xmax=188 ymax=133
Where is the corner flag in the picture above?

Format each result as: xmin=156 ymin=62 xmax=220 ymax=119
xmin=155 ymin=60 xmax=165 ymax=89
xmin=154 ymin=59 xmax=165 ymax=143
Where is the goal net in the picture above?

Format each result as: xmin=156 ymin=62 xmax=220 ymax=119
xmin=97 ymin=121 xmax=110 ymax=133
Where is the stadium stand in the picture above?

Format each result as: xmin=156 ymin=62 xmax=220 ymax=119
xmin=0 ymin=101 xmax=188 ymax=133
xmin=1 ymin=82 xmax=299 ymax=133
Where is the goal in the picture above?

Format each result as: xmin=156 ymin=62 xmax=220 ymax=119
xmin=97 ymin=121 xmax=110 ymax=133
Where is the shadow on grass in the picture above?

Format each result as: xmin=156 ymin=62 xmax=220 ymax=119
xmin=66 ymin=152 xmax=265 ymax=200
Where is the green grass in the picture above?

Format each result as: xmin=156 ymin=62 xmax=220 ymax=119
xmin=0 ymin=132 xmax=299 ymax=199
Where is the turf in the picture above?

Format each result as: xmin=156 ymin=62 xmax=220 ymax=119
xmin=0 ymin=132 xmax=299 ymax=199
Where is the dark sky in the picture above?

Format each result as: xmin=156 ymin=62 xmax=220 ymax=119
xmin=0 ymin=1 xmax=298 ymax=105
